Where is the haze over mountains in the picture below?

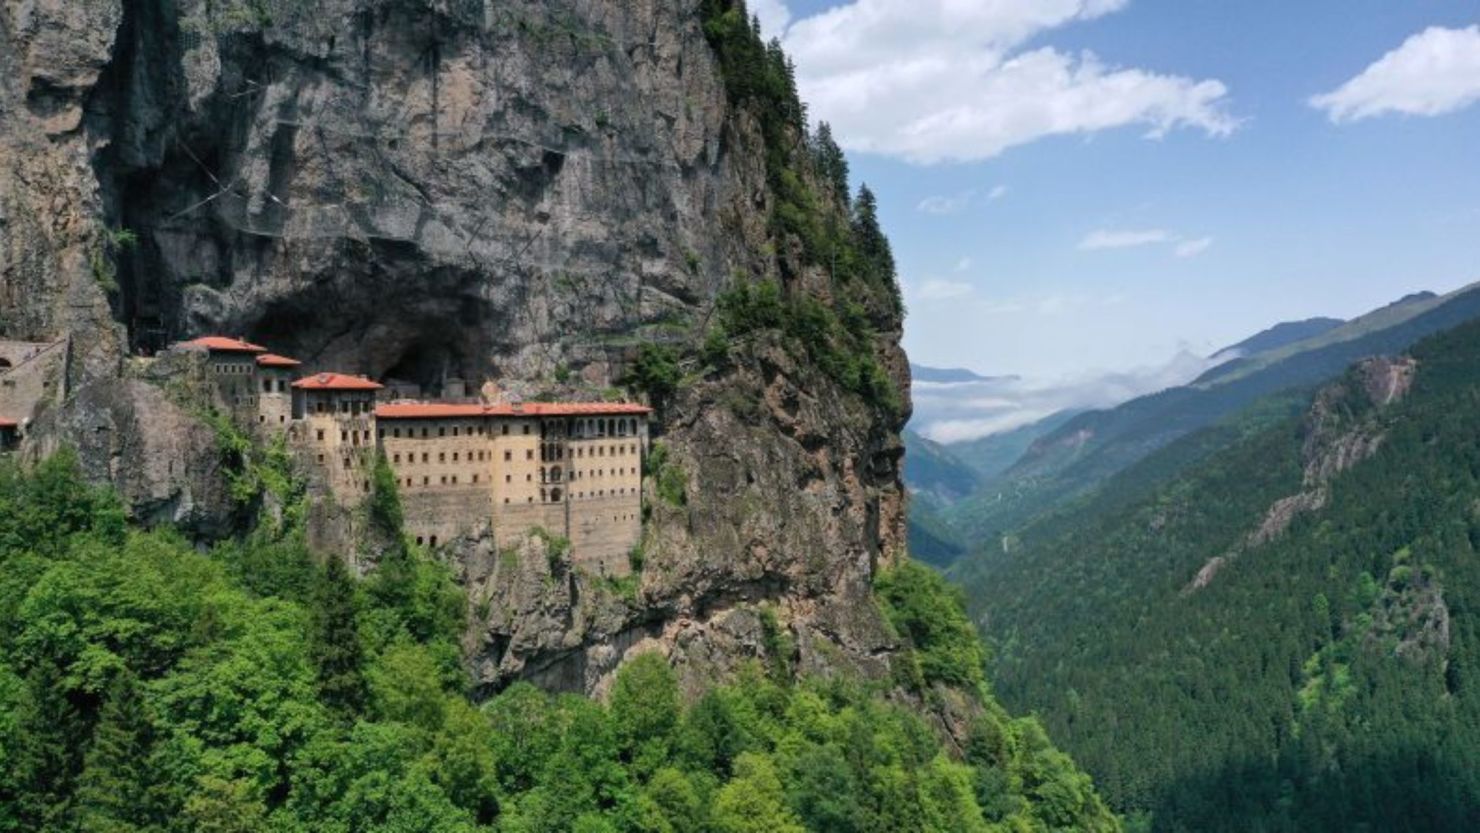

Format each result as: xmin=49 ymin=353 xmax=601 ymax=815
xmin=907 ymin=282 xmax=1480 ymax=559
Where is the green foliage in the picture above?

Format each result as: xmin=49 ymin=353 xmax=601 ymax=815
xmin=623 ymin=345 xmax=683 ymax=411
xmin=310 ymin=555 xmax=368 ymax=716
xmin=645 ymin=443 xmax=687 ymax=508
xmin=0 ymin=451 xmax=1117 ymax=832
xmin=715 ymin=280 xmax=900 ymax=416
xmin=876 ymin=562 xmax=987 ymax=694
xmin=956 ymin=317 xmax=1480 ymax=830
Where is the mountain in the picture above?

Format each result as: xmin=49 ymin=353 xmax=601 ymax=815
xmin=949 ymin=409 xmax=1083 ymax=480
xmin=1210 ymin=316 xmax=1345 ymax=361
xmin=0 ymin=2 xmax=1119 ymax=830
xmin=2 ymin=0 xmax=921 ymax=694
xmin=902 ymin=429 xmax=981 ymax=503
xmin=910 ymin=363 xmax=1015 ymax=384
xmin=945 ymin=283 xmax=1480 ymax=541
xmin=955 ymin=316 xmax=1480 ymax=831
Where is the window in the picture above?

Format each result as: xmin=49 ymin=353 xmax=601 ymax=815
xmin=343 ymin=458 xmax=351 ymax=469
xmin=523 ymin=425 xmax=531 ymax=435
xmin=506 ymin=475 xmax=512 ymax=483
xmin=504 ymin=451 xmax=512 ymax=462
xmin=263 ymin=380 xmax=272 ymax=392
xmin=422 ymin=427 xmax=429 ymax=438
xmin=440 ymin=476 xmax=446 ymax=484
xmin=439 ymin=453 xmax=446 ymax=463
xmin=451 ymin=476 xmax=458 ymax=485
xmin=504 ymin=498 xmax=510 ymax=504
xmin=378 ymin=429 xmax=385 ymax=440
xmin=501 ymin=425 xmax=509 ymax=436
xmin=452 ymin=427 xmax=459 ymax=437
xmin=423 ymin=477 xmax=430 ymax=486
xmin=472 ymin=474 xmax=479 ymax=484
xmin=422 ymin=453 xmax=429 ymax=463
xmin=317 ymin=454 xmax=325 ymax=463
xmin=438 ymin=427 xmax=446 ymax=437
xmin=526 ymin=450 xmax=533 ymax=461
xmin=453 ymin=452 xmax=459 ymax=462
xmin=393 ymin=453 xmax=401 ymax=464
xmin=394 ymin=428 xmax=401 ymax=438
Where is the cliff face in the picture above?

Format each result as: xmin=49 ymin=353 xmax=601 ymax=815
xmin=0 ymin=0 xmax=910 ymax=695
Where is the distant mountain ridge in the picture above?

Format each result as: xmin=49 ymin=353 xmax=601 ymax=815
xmin=939 ymin=282 xmax=1480 ymax=545
xmin=1211 ymin=316 xmax=1345 ymax=361
xmin=909 ymin=364 xmax=1017 ymax=384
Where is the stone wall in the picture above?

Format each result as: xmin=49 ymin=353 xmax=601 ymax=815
xmin=569 ymin=493 xmax=641 ymax=576
xmin=0 ymin=339 xmax=67 ymax=426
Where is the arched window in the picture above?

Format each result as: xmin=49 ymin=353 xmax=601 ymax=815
xmin=550 ymin=488 xmax=563 ymax=502
xmin=550 ymin=466 xmax=563 ymax=482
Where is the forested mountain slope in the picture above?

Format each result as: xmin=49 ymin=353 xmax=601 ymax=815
xmin=0 ymin=454 xmax=1120 ymax=832
xmin=945 ymin=282 xmax=1480 ymax=542
xmin=955 ymin=318 xmax=1480 ymax=831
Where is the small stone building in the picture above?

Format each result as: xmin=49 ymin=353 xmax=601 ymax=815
xmin=291 ymin=372 xmax=385 ymax=503
xmin=0 ymin=338 xmax=69 ymax=430
xmin=255 ymin=353 xmax=300 ymax=428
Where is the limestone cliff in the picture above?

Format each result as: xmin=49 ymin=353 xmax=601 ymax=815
xmin=0 ymin=0 xmax=910 ymax=696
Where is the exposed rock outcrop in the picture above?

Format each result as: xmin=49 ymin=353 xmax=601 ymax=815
xmin=1188 ymin=356 xmax=1416 ymax=591
xmin=1 ymin=0 xmax=910 ymax=696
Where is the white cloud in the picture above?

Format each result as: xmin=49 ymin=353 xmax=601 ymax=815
xmin=780 ymin=0 xmax=1237 ymax=164
xmin=916 ymin=191 xmax=975 ymax=215
xmin=916 ymin=279 xmax=974 ymax=300
xmin=1311 ymin=25 xmax=1480 ymax=123
xmin=987 ymin=185 xmax=1010 ymax=201
xmin=912 ymin=348 xmax=1233 ymax=442
xmin=1175 ymin=236 xmax=1214 ymax=258
xmin=750 ymin=0 xmax=793 ymax=40
xmin=1079 ymin=228 xmax=1171 ymax=250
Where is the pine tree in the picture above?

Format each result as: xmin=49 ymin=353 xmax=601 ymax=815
xmin=4 ymin=662 xmax=83 ymax=831
xmin=812 ymin=122 xmax=850 ymax=202
xmin=852 ymin=184 xmax=901 ymax=310
xmin=73 ymin=669 xmax=161 ymax=833
xmin=310 ymin=554 xmax=368 ymax=716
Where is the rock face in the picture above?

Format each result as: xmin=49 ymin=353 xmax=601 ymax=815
xmin=0 ymin=0 xmax=910 ymax=696
xmin=1188 ymin=356 xmax=1416 ymax=592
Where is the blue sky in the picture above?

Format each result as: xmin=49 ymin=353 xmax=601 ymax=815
xmin=761 ymin=0 xmax=1480 ymax=379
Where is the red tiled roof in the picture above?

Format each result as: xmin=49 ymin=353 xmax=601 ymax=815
xmin=181 ymin=335 xmax=267 ymax=353
xmin=375 ymin=401 xmax=651 ymax=420
xmin=293 ymin=373 xmax=384 ymax=391
xmin=256 ymin=353 xmax=302 ymax=368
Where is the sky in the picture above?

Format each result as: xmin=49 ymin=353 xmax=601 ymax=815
xmin=755 ymin=0 xmax=1480 ymax=382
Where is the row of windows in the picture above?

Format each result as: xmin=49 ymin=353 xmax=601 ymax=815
xmin=384 ymin=423 xmax=531 ymax=439
xmin=391 ymin=450 xmax=492 ymax=465
xmin=214 ymin=363 xmax=253 ymax=374
xmin=503 ymin=486 xmax=636 ymax=504
xmin=310 ymin=399 xmax=373 ymax=415
xmin=261 ymin=379 xmax=288 ymax=393
xmin=573 ymin=443 xmax=638 ymax=458
xmin=401 ymin=474 xmax=483 ymax=488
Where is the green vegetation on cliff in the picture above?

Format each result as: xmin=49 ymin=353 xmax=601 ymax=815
xmin=0 ymin=452 xmax=1117 ymax=832
xmin=956 ymin=319 xmax=1480 ymax=831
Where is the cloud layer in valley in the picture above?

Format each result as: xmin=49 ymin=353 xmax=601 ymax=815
xmin=912 ymin=350 xmax=1231 ymax=443
xmin=777 ymin=0 xmax=1238 ymax=163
